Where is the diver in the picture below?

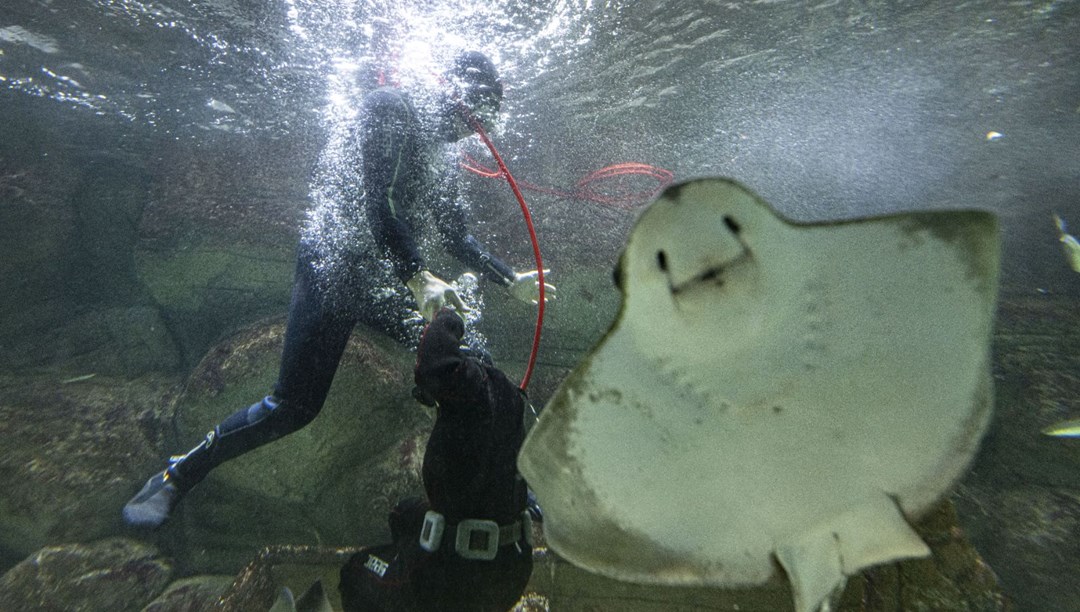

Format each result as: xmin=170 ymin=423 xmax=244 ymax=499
xmin=339 ymin=308 xmax=533 ymax=612
xmin=123 ymin=50 xmax=555 ymax=528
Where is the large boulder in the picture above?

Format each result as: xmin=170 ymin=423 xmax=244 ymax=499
xmin=134 ymin=241 xmax=294 ymax=369
xmin=0 ymin=538 xmax=172 ymax=612
xmin=151 ymin=319 xmax=433 ymax=575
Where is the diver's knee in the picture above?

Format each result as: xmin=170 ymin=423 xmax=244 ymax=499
xmin=245 ymin=395 xmax=280 ymax=423
xmin=259 ymin=395 xmax=319 ymax=435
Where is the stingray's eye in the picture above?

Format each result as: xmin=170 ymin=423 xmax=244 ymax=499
xmin=657 ymin=250 xmax=669 ymax=272
xmin=723 ymin=215 xmax=741 ymax=234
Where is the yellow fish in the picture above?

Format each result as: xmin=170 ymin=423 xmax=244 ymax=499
xmin=1043 ymin=417 xmax=1080 ymax=438
xmin=1053 ymin=213 xmax=1080 ymax=273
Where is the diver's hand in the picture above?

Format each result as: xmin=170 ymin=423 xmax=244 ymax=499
xmin=407 ymin=270 xmax=471 ymax=322
xmin=510 ymin=269 xmax=556 ymax=305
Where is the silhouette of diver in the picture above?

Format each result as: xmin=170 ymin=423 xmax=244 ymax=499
xmin=122 ymin=50 xmax=553 ymax=529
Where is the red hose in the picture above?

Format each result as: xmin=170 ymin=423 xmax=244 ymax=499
xmin=463 ymin=116 xmax=546 ymax=392
xmin=459 ymin=114 xmax=674 ymax=391
xmin=462 ymin=155 xmax=674 ymax=210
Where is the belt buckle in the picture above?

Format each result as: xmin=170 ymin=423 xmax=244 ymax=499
xmin=419 ymin=510 xmax=445 ymax=552
xmin=455 ymin=519 xmax=500 ymax=560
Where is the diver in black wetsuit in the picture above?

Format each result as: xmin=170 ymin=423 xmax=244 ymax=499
xmin=122 ymin=50 xmax=555 ymax=528
xmin=339 ymin=308 xmax=533 ymax=612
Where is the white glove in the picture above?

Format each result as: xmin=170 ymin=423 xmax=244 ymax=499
xmin=510 ymin=269 xmax=557 ymax=305
xmin=407 ymin=270 xmax=471 ymax=322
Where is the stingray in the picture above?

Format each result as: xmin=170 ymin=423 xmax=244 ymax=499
xmin=518 ymin=178 xmax=999 ymax=612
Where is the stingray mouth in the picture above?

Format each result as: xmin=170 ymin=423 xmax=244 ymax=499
xmin=667 ymin=250 xmax=752 ymax=296
xmin=663 ymin=215 xmax=754 ymax=297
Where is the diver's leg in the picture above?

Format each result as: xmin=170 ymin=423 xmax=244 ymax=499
xmin=123 ymin=244 xmax=354 ymax=528
xmin=120 ymin=394 xmax=296 ymax=528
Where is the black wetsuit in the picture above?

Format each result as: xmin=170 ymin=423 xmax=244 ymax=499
xmin=359 ymin=88 xmax=516 ymax=295
xmin=166 ymin=86 xmax=517 ymax=491
xmin=339 ymin=309 xmax=533 ymax=612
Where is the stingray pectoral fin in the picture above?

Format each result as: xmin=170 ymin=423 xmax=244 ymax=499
xmin=518 ymin=368 xmax=728 ymax=585
xmin=776 ymin=495 xmax=930 ymax=612
xmin=518 ymin=406 xmax=643 ymax=574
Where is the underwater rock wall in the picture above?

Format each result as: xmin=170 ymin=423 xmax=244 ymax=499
xmin=0 ymin=90 xmax=315 ymax=378
xmin=0 ymin=95 xmax=170 ymax=376
xmin=0 ymin=538 xmax=173 ymax=611
xmin=955 ymin=293 xmax=1080 ymax=611
xmin=134 ymin=124 xmax=313 ymax=369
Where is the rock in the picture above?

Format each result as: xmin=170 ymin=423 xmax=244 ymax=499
xmin=0 ymin=372 xmax=180 ymax=570
xmin=135 ymin=243 xmax=294 ymax=365
xmin=0 ymin=538 xmax=172 ymax=612
xmin=954 ymin=292 xmax=1080 ymax=610
xmin=155 ymin=320 xmax=432 ymax=575
xmin=0 ymin=306 xmax=182 ymax=375
xmin=859 ymin=500 xmax=1010 ymax=611
xmin=216 ymin=544 xmax=360 ymax=612
xmin=142 ymin=575 xmax=235 ymax=611
xmin=525 ymin=544 xmax=802 ymax=611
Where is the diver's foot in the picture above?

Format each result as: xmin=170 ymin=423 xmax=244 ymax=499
xmin=122 ymin=470 xmax=182 ymax=528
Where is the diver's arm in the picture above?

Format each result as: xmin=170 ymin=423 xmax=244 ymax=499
xmin=435 ymin=184 xmax=557 ymax=306
xmin=360 ymin=89 xmax=425 ymax=284
xmin=433 ymin=178 xmax=516 ymax=287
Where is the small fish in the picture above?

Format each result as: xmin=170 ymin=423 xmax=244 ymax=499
xmin=60 ymin=373 xmax=96 ymax=384
xmin=207 ymin=99 xmax=236 ymax=114
xmin=1052 ymin=213 xmax=1080 ymax=273
xmin=1042 ymin=417 xmax=1080 ymax=438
